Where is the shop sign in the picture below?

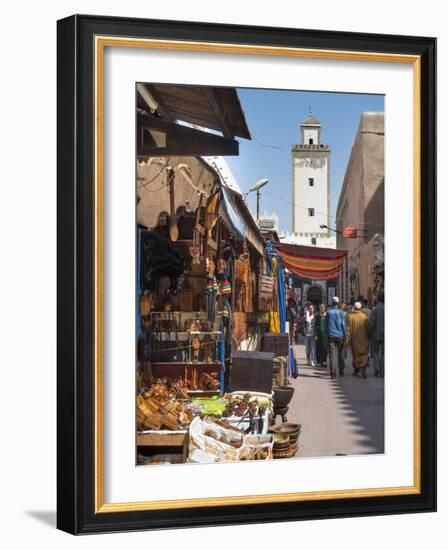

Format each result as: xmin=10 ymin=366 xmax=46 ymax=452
xmin=343 ymin=225 xmax=357 ymax=238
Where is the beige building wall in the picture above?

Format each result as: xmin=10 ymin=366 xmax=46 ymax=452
xmin=336 ymin=112 xmax=384 ymax=303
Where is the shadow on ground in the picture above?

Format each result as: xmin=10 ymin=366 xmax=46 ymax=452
xmin=25 ymin=510 xmax=56 ymax=528
xmin=289 ymin=338 xmax=384 ymax=457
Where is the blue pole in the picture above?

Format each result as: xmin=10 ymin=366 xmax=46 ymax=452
xmin=219 ymin=328 xmax=225 ymax=393
xmin=136 ymin=228 xmax=148 ymax=369
xmin=277 ymin=257 xmax=287 ymax=333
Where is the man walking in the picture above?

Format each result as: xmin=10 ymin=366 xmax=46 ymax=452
xmin=303 ymin=303 xmax=316 ymax=367
xmin=360 ymin=298 xmax=371 ymax=321
xmin=325 ymin=296 xmax=347 ymax=378
xmin=347 ymin=302 xmax=370 ymax=378
xmin=369 ymin=293 xmax=385 ymax=377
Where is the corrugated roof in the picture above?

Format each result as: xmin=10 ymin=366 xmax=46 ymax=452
xmin=137 ymin=84 xmax=251 ymax=140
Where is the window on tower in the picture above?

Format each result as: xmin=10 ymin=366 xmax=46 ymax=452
xmin=311 ymin=237 xmax=317 ymax=245
xmin=309 ymin=138 xmax=314 ymax=144
xmin=308 ymin=208 xmax=315 ymax=217
xmin=309 ymin=178 xmax=314 ymax=186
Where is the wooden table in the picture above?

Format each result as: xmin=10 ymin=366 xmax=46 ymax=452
xmin=137 ymin=429 xmax=189 ymax=462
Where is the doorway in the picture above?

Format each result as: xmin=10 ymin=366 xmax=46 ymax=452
xmin=307 ymin=285 xmax=323 ymax=307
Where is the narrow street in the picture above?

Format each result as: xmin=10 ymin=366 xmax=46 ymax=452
xmin=285 ymin=340 xmax=384 ymax=458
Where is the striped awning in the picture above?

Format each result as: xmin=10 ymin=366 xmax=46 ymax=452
xmin=274 ymin=242 xmax=347 ymax=281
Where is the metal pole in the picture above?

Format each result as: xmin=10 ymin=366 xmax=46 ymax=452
xmin=256 ymin=189 xmax=260 ymax=221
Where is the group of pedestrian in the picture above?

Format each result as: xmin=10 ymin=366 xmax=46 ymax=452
xmin=292 ymin=293 xmax=384 ymax=379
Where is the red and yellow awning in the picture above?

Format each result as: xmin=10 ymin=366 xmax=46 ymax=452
xmin=274 ymin=243 xmax=347 ymax=281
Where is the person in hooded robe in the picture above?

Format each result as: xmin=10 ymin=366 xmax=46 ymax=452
xmin=347 ymin=301 xmax=370 ymax=378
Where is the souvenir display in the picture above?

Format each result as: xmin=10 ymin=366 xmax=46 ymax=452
xmin=58 ymin=14 xmax=435 ymax=534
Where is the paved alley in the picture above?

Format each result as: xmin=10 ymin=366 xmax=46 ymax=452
xmin=284 ymin=341 xmax=385 ymax=458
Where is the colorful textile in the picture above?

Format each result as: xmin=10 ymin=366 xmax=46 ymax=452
xmin=274 ymin=243 xmax=347 ymax=281
xmin=269 ymin=310 xmax=280 ymax=333
xmin=221 ymin=279 xmax=232 ymax=295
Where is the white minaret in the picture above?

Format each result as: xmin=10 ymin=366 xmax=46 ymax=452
xmin=290 ymin=111 xmax=334 ymax=248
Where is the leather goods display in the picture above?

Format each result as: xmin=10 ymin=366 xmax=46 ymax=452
xmin=232 ymin=312 xmax=248 ymax=346
xmin=258 ymin=275 xmax=274 ymax=311
xmin=205 ymin=191 xmax=219 ymax=238
xmin=234 ymin=255 xmax=249 ymax=284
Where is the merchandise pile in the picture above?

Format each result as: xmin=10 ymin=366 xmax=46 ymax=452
xmin=136 ymin=379 xmax=193 ymax=431
xmin=269 ymin=423 xmax=301 ymax=458
xmin=188 ymin=416 xmax=273 ymax=462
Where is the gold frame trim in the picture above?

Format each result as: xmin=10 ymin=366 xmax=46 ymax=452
xmin=94 ymin=36 xmax=421 ymax=513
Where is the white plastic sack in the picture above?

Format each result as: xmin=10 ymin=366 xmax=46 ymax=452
xmin=188 ymin=416 xmax=273 ymax=462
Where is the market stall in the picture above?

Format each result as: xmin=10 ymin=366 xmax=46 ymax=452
xmin=135 ymin=160 xmax=279 ymax=463
xmin=134 ymin=83 xmax=298 ymax=464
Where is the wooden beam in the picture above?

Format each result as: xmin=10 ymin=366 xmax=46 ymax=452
xmin=204 ymin=88 xmax=234 ymax=139
xmin=136 ymin=83 xmax=159 ymax=114
xmin=137 ymin=114 xmax=239 ymax=157
xmin=137 ymin=431 xmax=188 ymax=447
xmin=144 ymin=84 xmax=174 ymax=122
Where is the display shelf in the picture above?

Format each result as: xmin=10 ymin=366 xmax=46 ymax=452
xmin=187 ymin=389 xmax=221 ymax=397
xmin=148 ymin=311 xmax=223 ymax=316
xmin=149 ymin=361 xmax=221 ymax=366
xmin=167 ymin=331 xmax=221 ymax=336
xmin=150 ymin=361 xmax=222 ymax=393
xmin=138 ymin=428 xmax=187 ymax=435
xmin=137 ymin=430 xmax=189 ymax=461
xmin=148 ymin=331 xmax=221 ymax=335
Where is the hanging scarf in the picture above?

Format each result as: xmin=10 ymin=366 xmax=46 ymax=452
xmin=206 ymin=275 xmax=219 ymax=322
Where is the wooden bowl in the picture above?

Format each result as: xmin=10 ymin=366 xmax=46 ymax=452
xmin=270 ymin=423 xmax=301 ymax=436
xmin=273 ymin=433 xmax=290 ymax=444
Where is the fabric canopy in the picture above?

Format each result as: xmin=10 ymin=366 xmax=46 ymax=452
xmin=274 ymin=242 xmax=347 ymax=281
xmin=219 ymin=184 xmax=265 ymax=256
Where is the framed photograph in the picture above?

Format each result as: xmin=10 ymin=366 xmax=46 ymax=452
xmin=57 ymin=14 xmax=436 ymax=534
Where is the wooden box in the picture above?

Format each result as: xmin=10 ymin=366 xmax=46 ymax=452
xmin=230 ymin=350 xmax=274 ymax=394
xmin=261 ymin=333 xmax=290 ymax=357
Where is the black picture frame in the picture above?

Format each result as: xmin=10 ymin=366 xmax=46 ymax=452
xmin=57 ymin=14 xmax=436 ymax=534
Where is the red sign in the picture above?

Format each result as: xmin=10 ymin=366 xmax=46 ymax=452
xmin=343 ymin=225 xmax=357 ymax=238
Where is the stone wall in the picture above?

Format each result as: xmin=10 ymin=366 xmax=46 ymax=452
xmin=336 ymin=112 xmax=384 ymax=303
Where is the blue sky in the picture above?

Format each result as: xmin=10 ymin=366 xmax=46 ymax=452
xmin=226 ymin=88 xmax=384 ymax=233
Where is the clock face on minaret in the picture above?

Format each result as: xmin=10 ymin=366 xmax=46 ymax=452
xmin=291 ymin=115 xmax=331 ymax=236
